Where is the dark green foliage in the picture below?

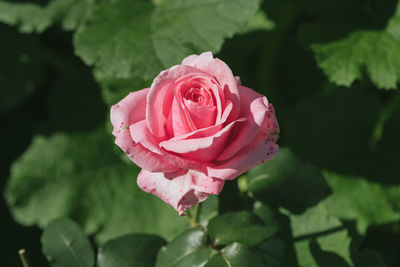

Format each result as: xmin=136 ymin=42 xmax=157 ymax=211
xmin=207 ymin=211 xmax=276 ymax=246
xmin=41 ymin=219 xmax=95 ymax=267
xmin=1 ymin=0 xmax=400 ymax=266
xmin=247 ymin=148 xmax=331 ymax=214
xmin=98 ymin=234 xmax=166 ymax=267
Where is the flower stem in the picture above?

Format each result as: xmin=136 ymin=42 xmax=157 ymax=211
xmin=187 ymin=203 xmax=201 ymax=228
xmin=192 ymin=203 xmax=201 ymax=226
xmin=18 ymin=249 xmax=31 ymax=267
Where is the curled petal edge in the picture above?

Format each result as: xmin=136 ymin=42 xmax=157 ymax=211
xmin=137 ymin=169 xmax=225 ymax=215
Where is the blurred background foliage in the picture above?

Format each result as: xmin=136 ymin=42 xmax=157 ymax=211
xmin=1 ymin=0 xmax=400 ymax=266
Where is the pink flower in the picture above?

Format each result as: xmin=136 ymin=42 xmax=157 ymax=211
xmin=110 ymin=52 xmax=279 ymax=215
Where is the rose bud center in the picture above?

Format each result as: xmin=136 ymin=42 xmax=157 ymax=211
xmin=184 ymin=87 xmax=211 ymax=106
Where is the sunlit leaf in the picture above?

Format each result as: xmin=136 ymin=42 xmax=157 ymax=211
xmin=0 ymin=0 xmax=95 ymax=32
xmin=323 ymin=171 xmax=400 ymax=234
xmin=5 ymin=126 xmax=188 ymax=244
xmin=74 ymin=0 xmax=260 ymax=81
xmin=312 ymin=2 xmax=400 ymax=89
xmin=288 ymin=204 xmax=353 ymax=267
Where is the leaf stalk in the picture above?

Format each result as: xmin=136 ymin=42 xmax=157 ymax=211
xmin=18 ymin=249 xmax=32 ymax=267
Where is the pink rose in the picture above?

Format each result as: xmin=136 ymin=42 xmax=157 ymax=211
xmin=110 ymin=52 xmax=279 ymax=215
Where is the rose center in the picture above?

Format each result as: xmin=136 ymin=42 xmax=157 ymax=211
xmin=184 ymin=87 xmax=209 ymax=105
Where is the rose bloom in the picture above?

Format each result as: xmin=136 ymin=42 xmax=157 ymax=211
xmin=111 ymin=52 xmax=279 ymax=214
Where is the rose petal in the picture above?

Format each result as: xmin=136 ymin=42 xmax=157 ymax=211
xmin=216 ymin=86 xmax=274 ymax=161
xmin=137 ymin=169 xmax=224 ymax=215
xmin=235 ymin=76 xmax=241 ymax=86
xmin=218 ymin=100 xmax=233 ymax=125
xmin=208 ymin=142 xmax=279 ymax=180
xmin=147 ymin=65 xmax=210 ymax=140
xmin=167 ymin=73 xmax=223 ymax=136
xmin=181 ymin=51 xmax=214 ymax=67
xmin=160 ymin=118 xmax=245 ymax=162
xmin=211 ymin=83 xmax=224 ymax=123
xmin=207 ymin=113 xmax=280 ymax=180
xmin=114 ymin=127 xmax=178 ymax=173
xmin=130 ymin=120 xmax=203 ymax=171
xmin=110 ymin=88 xmax=178 ymax=172
xmin=175 ymin=73 xmax=219 ymax=108
xmin=183 ymin=99 xmax=217 ymax=129
xmin=182 ymin=51 xmax=240 ymax=123
xmin=173 ymin=80 xmax=198 ymax=133
xmin=189 ymin=172 xmax=225 ymax=195
xmin=110 ymin=88 xmax=149 ymax=136
xmin=166 ymin=95 xmax=188 ymax=137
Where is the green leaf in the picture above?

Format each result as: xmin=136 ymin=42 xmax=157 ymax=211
xmin=41 ymin=218 xmax=94 ymax=267
xmin=205 ymin=243 xmax=264 ymax=267
xmin=282 ymin=85 xmax=395 ymax=181
xmin=0 ymin=0 xmax=95 ymax=33
xmin=0 ymin=1 xmax=50 ymax=33
xmin=155 ymin=229 xmax=212 ymax=267
xmin=96 ymin=73 xmax=150 ymax=106
xmin=168 ymin=247 xmax=215 ymax=267
xmin=240 ymin=10 xmax=275 ymax=34
xmin=74 ymin=0 xmax=260 ymax=81
xmin=252 ymin=204 xmax=284 ymax=266
xmin=254 ymin=237 xmax=285 ymax=267
xmin=198 ymin=195 xmax=219 ymax=228
xmin=311 ymin=2 xmax=400 ymax=89
xmin=5 ymin=126 xmax=188 ymax=244
xmin=322 ymin=171 xmax=400 ymax=234
xmin=288 ymin=203 xmax=353 ymax=267
xmin=308 ymin=239 xmax=352 ymax=267
xmin=207 ymin=211 xmax=276 ymax=246
xmin=353 ymin=250 xmax=386 ymax=267
xmin=253 ymin=201 xmax=278 ymax=228
xmin=247 ymin=148 xmax=331 ymax=213
xmin=0 ymin=24 xmax=42 ymax=111
xmin=98 ymin=234 xmax=166 ymax=267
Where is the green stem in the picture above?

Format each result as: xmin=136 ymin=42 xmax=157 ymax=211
xmin=192 ymin=203 xmax=201 ymax=225
xmin=187 ymin=203 xmax=201 ymax=228
xmin=18 ymin=249 xmax=31 ymax=267
xmin=369 ymin=93 xmax=400 ymax=148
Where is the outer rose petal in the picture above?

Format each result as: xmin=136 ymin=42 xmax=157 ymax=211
xmin=182 ymin=52 xmax=240 ymax=123
xmin=130 ymin=120 xmax=203 ymax=171
xmin=111 ymin=89 xmax=179 ymax=173
xmin=160 ymin=119 xmax=245 ymax=162
xmin=138 ymin=169 xmax=224 ymax=215
xmin=110 ymin=88 xmax=149 ymax=136
xmin=207 ymin=106 xmax=280 ymax=180
xmin=216 ymin=86 xmax=272 ymax=161
xmin=207 ymin=142 xmax=279 ymax=180
xmin=115 ymin=129 xmax=178 ymax=173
